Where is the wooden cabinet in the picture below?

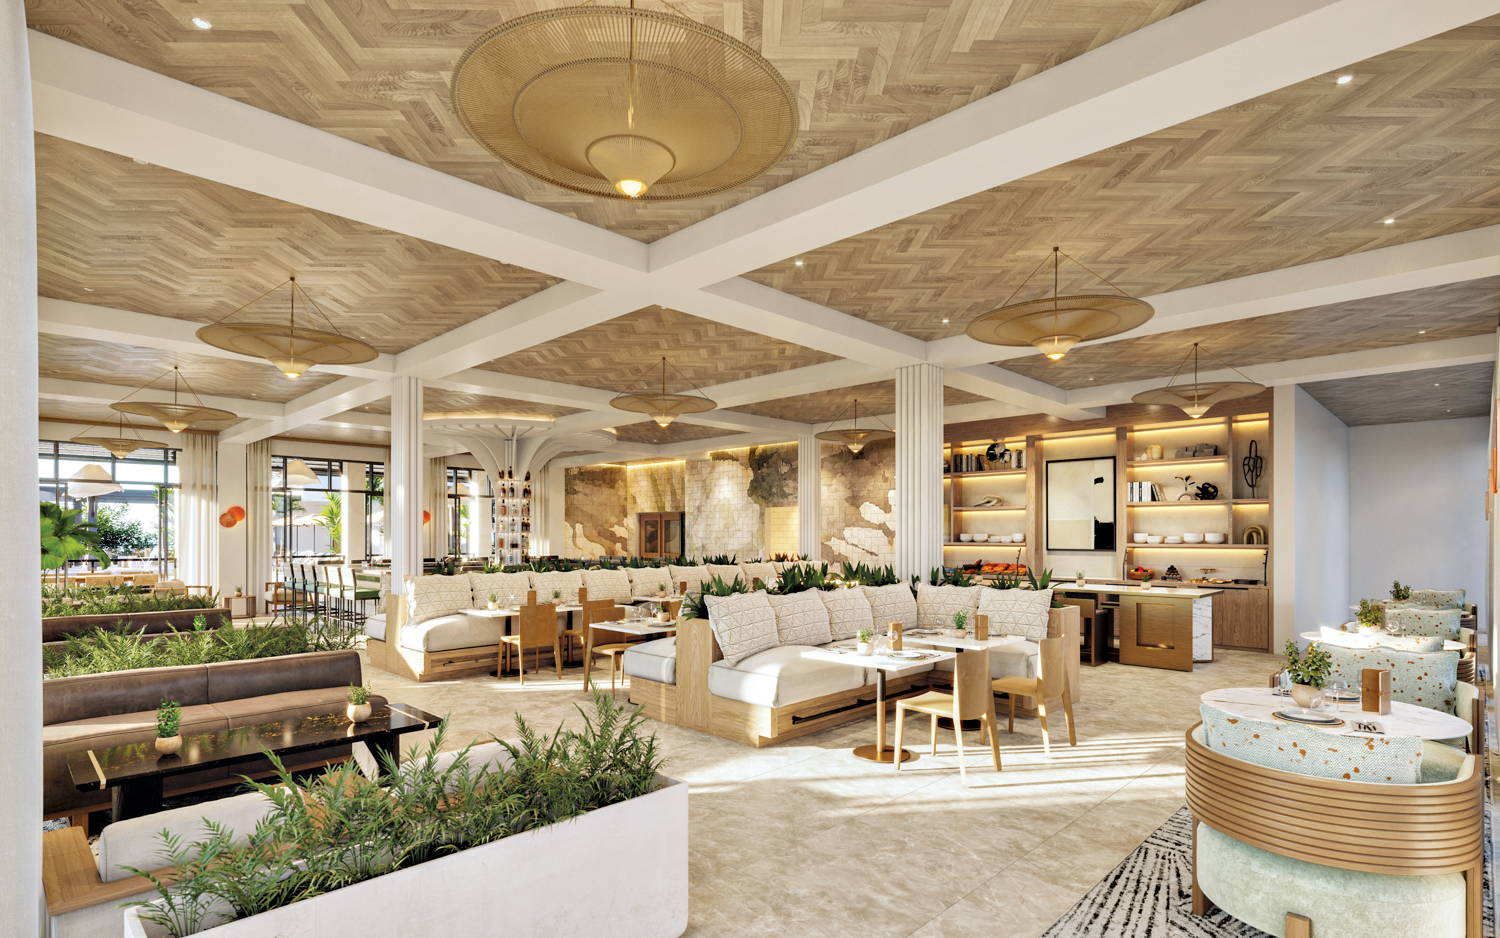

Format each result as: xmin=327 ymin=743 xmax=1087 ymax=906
xmin=637 ymin=512 xmax=684 ymax=559
xmin=1212 ymin=586 xmax=1270 ymax=652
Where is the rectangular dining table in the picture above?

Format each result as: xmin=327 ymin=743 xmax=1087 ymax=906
xmin=803 ymin=645 xmax=957 ymax=763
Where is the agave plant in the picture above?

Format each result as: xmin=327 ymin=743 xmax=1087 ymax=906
xmin=40 ymin=502 xmax=109 ymax=587
xmin=682 ymin=573 xmax=748 ymax=619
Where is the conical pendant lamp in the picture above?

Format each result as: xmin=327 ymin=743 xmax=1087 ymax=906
xmin=110 ymin=366 xmax=236 ymax=433
xmin=814 ymin=399 xmax=893 ymax=455
xmin=966 ymin=247 xmax=1154 ymax=360
xmin=69 ymin=463 xmax=123 ymax=498
xmin=610 ymin=358 xmax=715 ymax=428
xmin=1131 ymin=343 xmax=1266 ymax=418
xmin=72 ymin=411 xmax=152 ymax=459
xmin=196 ymin=276 xmax=378 ymax=380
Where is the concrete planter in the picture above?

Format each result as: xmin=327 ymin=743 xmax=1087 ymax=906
xmin=44 ymin=607 xmax=226 ymax=644
xmin=124 ymin=776 xmax=688 ymax=938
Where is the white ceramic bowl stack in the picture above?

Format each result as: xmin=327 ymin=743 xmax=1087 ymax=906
xmin=1182 ymin=533 xmax=1204 ymax=543
xmin=1205 ymin=533 xmax=1226 ymax=543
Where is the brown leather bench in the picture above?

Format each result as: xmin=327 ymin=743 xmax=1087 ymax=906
xmin=44 ymin=649 xmax=385 ymax=823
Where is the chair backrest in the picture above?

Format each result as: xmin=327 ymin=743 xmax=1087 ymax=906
xmin=1037 ymin=636 xmax=1070 ymax=701
xmin=134 ymin=573 xmax=158 ymax=587
xmin=951 ymin=648 xmax=993 ymax=720
xmin=516 ymin=602 xmax=557 ymax=648
xmin=588 ymin=601 xmax=628 ymax=644
xmin=664 ymin=599 xmax=682 ymax=619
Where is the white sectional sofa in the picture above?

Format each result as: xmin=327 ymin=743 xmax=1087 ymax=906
xmin=625 ymin=582 xmax=1080 ymax=747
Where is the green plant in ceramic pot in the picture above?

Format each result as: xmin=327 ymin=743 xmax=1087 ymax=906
xmin=487 ymin=592 xmax=499 ymax=611
xmin=1075 ymin=570 xmax=1087 ymax=587
xmin=156 ymin=698 xmax=183 ymax=755
xmin=952 ymin=610 xmax=969 ymax=638
xmin=346 ymin=682 xmax=373 ymax=723
xmin=1355 ymin=598 xmax=1385 ymax=633
xmin=1281 ymin=640 xmax=1332 ymax=709
xmin=857 ymin=627 xmax=873 ymax=655
xmin=1390 ymin=580 xmax=1412 ymax=602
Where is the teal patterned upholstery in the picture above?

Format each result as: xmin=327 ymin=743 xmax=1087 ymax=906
xmin=1384 ymin=606 xmax=1461 ymax=641
xmin=1325 ymin=645 xmax=1459 ymax=714
xmin=1318 ymin=627 xmax=1443 ymax=653
xmin=1407 ymin=589 xmax=1464 ymax=609
xmin=1200 ymin=704 xmax=1421 ymax=784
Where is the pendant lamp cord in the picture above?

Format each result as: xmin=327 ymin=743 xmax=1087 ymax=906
xmin=1163 ymin=342 xmax=1260 ymax=392
xmin=999 ymin=246 xmax=1134 ymax=309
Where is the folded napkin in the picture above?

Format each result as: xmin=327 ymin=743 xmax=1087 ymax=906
xmin=1348 ymin=716 xmax=1386 ymax=735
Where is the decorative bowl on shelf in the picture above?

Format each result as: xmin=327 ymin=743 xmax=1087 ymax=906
xmin=1146 ymin=535 xmax=1163 ymax=544
xmin=959 ymin=534 xmax=973 ymax=542
xmin=1133 ymin=533 xmax=1148 ymax=544
xmin=1014 ymin=533 xmax=1024 ymax=543
xmin=998 ymin=535 xmax=1012 ymax=543
xmin=1205 ymin=533 xmax=1226 ymax=544
xmin=1182 ymin=533 xmax=1204 ymax=543
xmin=974 ymin=534 xmax=989 ymax=542
xmin=1164 ymin=536 xmax=1183 ymax=544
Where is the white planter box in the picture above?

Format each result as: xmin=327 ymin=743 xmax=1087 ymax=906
xmin=124 ymin=776 xmax=688 ymax=938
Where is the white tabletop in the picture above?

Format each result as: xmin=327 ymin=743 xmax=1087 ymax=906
xmin=1200 ymin=686 xmax=1471 ymax=740
xmin=631 ymin=595 xmax=683 ymax=602
xmin=902 ymin=632 xmax=1025 ymax=651
xmin=804 ymin=646 xmax=957 ymax=671
xmin=1062 ymin=583 xmax=1224 ymax=598
xmin=1299 ymin=631 xmax=1465 ymax=652
xmin=588 ymin=619 xmax=677 ymax=636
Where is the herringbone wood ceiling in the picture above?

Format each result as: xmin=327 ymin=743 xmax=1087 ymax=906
xmin=38 ymin=334 xmax=341 ymax=403
xmin=36 ymin=135 xmax=560 ymax=353
xmin=1001 ymin=276 xmax=1500 ymax=389
xmin=1301 ymin=362 xmax=1494 ymax=426
xmin=27 ymin=0 xmax=1203 ymax=242
xmin=38 ymin=397 xmax=246 ymax=433
xmin=479 ymin=305 xmax=839 ymax=391
xmin=746 ymin=19 xmax=1500 ymax=340
xmin=272 ymin=424 xmax=392 ymax=447
xmin=611 ymin=422 xmax=746 ymax=446
xmin=731 ymin=379 xmax=986 ymax=423
xmin=353 ymin=387 xmax=585 ymax=420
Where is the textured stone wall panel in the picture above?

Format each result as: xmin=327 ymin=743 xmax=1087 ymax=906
xmin=820 ymin=438 xmax=896 ymax=567
xmin=564 ymin=466 xmax=627 ymax=558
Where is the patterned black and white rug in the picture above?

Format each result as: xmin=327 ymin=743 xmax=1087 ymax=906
xmin=1040 ymin=806 xmax=1494 ymax=938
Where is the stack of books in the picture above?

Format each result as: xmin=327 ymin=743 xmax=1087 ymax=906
xmin=1128 ymin=481 xmax=1165 ymax=502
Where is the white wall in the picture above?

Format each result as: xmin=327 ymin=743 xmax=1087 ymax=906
xmin=1348 ymin=417 xmax=1487 ymax=623
xmin=1273 ymin=385 xmax=1350 ymax=648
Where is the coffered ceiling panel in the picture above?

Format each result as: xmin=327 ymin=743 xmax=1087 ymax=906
xmin=39 ymin=334 xmax=340 ymax=403
xmin=1000 ymin=277 xmax=1500 ymax=389
xmin=272 ymin=425 xmax=392 ymax=447
xmin=731 ymin=380 xmax=986 ymax=424
xmin=39 ymin=397 xmax=245 ymax=433
xmin=746 ymin=19 xmax=1500 ymax=339
xmin=353 ymin=387 xmax=585 ymax=420
xmin=1300 ymin=362 xmax=1493 ymax=426
xmin=36 ymin=135 xmax=560 ymax=352
xmin=611 ymin=422 xmax=746 ymax=446
xmin=479 ymin=306 xmax=839 ymax=391
xmin=28 ymin=0 xmax=1202 ymax=242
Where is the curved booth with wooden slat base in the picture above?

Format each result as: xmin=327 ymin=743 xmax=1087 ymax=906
xmin=1185 ymin=723 xmax=1483 ymax=938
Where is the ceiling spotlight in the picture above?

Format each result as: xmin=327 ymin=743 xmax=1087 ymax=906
xmin=1435 ymin=383 xmax=1441 ymax=387
xmin=1384 ymin=218 xmax=1395 ymax=224
xmin=192 ymin=17 xmax=213 ymax=29
xmin=1419 ymin=330 xmax=1426 ymax=334
xmin=1336 ymin=74 xmax=1353 ymax=84
xmin=132 ymin=158 xmax=150 ymax=165
xmin=794 ymin=259 xmax=804 ymax=267
xmin=941 ymin=319 xmax=950 ymax=324
xmin=966 ymin=246 xmax=1152 ymax=361
xmin=83 ymin=287 xmax=93 ymax=292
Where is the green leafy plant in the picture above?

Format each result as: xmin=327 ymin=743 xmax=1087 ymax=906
xmin=702 ymin=553 xmax=736 ymax=565
xmin=952 ymin=611 xmax=968 ymax=632
xmin=314 ymin=492 xmax=343 ymax=550
xmin=1025 ymin=568 xmax=1066 ymax=608
xmin=1356 ymin=598 xmax=1385 ymax=630
xmin=43 ymin=615 xmax=359 ymax=678
xmin=837 ymin=562 xmax=898 ymax=587
xmin=682 ymin=574 xmax=748 ymax=619
xmin=347 ymin=682 xmax=371 ymax=705
xmin=1390 ymin=580 xmax=1412 ymax=602
xmin=1075 ymin=570 xmax=1086 ymax=580
xmin=1282 ymin=639 xmax=1332 ymax=689
xmin=40 ymin=502 xmax=109 ymax=577
xmin=94 ymin=504 xmax=157 ymax=556
xmin=156 ymin=698 xmax=182 ymax=738
xmin=42 ymin=587 xmax=220 ymax=619
xmin=857 ymin=627 xmax=872 ymax=643
xmin=769 ymin=563 xmax=828 ymax=594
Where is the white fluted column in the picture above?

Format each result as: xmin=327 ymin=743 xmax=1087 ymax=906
xmin=389 ymin=377 xmax=424 ymax=592
xmin=342 ymin=462 xmax=366 ymax=563
xmin=0 ymin=4 xmax=39 ymax=931
xmin=894 ymin=363 xmax=944 ymax=581
xmin=798 ymin=434 xmax=821 ymax=560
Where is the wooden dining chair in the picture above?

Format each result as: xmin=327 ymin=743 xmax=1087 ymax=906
xmin=564 ymin=594 xmax=613 ymax=666
xmin=993 ymin=635 xmax=1076 ymax=754
xmin=582 ymin=603 xmax=632 ymax=697
xmin=499 ymin=600 xmax=561 ymax=685
xmin=895 ymin=648 xmax=1002 ymax=783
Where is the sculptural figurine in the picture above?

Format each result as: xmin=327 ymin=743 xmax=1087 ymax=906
xmin=1195 ymin=482 xmax=1219 ymax=500
xmin=1242 ymin=439 xmax=1264 ymax=498
xmin=973 ymin=494 xmax=1004 ymax=507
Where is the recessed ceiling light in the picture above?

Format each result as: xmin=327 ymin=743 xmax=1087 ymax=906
xmin=794 ymin=259 xmax=804 ymax=266
xmin=83 ymin=287 xmax=93 ymax=292
xmin=1434 ymin=383 xmax=1440 ymax=387
xmin=1336 ymin=74 xmax=1353 ymax=84
xmin=1383 ymin=218 xmax=1395 ymax=224
xmin=133 ymin=158 xmax=150 ymax=165
xmin=192 ymin=17 xmax=212 ymax=29
xmin=942 ymin=318 xmax=949 ymax=324
xmin=1418 ymin=330 xmax=1426 ymax=334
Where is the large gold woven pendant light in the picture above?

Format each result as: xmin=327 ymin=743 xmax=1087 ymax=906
xmin=966 ymin=247 xmax=1154 ymax=360
xmin=814 ymin=399 xmax=893 ymax=455
xmin=610 ymin=358 xmax=715 ymax=427
xmin=196 ymin=276 xmax=378 ymax=380
xmin=451 ymin=3 xmax=798 ymax=201
xmin=71 ymin=411 xmax=152 ymax=459
xmin=1131 ymin=343 xmax=1266 ymax=418
xmin=110 ymin=366 xmax=236 ymax=433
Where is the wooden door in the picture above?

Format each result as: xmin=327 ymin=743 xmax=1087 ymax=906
xmin=1118 ymin=595 xmax=1194 ymax=671
xmin=637 ymin=512 xmax=685 ymax=559
xmin=1213 ymin=587 xmax=1270 ymax=652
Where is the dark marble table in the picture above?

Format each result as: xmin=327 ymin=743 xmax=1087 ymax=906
xmin=67 ymin=702 xmax=441 ymax=821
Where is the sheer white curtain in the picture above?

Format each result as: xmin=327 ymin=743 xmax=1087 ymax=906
xmin=425 ymin=456 xmax=447 ymax=559
xmin=178 ymin=433 xmax=218 ymax=590
xmin=245 ymin=440 xmax=273 ymax=601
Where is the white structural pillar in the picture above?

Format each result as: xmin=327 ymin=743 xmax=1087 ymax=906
xmin=389 ymin=377 xmax=424 ymax=592
xmin=342 ymin=461 xmax=366 ymax=564
xmin=470 ymin=471 xmax=491 ymax=559
xmin=216 ymin=441 xmax=248 ymax=597
xmin=894 ymin=363 xmax=945 ymax=582
xmin=798 ymin=434 xmax=822 ymax=560
xmin=0 ymin=4 xmax=40 ymax=932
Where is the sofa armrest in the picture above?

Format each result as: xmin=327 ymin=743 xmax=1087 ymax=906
xmin=44 ymin=827 xmax=170 ymax=917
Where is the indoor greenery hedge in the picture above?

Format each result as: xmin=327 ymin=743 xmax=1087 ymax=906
xmin=42 ymin=615 xmax=360 ymax=678
xmin=128 ymin=694 xmax=666 ymax=938
xmin=42 ymin=585 xmax=221 ymax=619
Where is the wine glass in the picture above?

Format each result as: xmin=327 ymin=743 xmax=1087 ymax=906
xmin=1278 ymin=669 xmax=1293 ymax=700
xmin=1327 ymin=680 xmax=1347 ymax=714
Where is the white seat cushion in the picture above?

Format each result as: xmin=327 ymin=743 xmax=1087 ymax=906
xmin=470 ymin=571 xmax=533 ymax=606
xmin=623 ymin=636 xmax=677 ymax=684
xmin=977 ymin=588 xmax=1053 ymax=641
xmin=916 ymin=584 xmax=982 ymax=630
xmin=365 ymin=613 xmax=387 ymax=642
xmin=404 ymin=573 xmax=474 ymax=626
xmin=934 ymin=640 xmax=1038 ymax=679
xmin=708 ymin=645 xmax=867 ymax=708
xmin=399 ymin=612 xmax=508 ymax=653
xmin=705 ymin=590 xmax=779 ymax=666
xmin=98 ymin=791 xmax=273 ymax=882
xmin=863 ymin=584 xmax=917 ymax=630
xmin=581 ymin=568 xmax=632 ymax=604
xmin=769 ymin=591 xmax=833 ymax=646
xmin=824 ymin=587 xmax=874 ymax=641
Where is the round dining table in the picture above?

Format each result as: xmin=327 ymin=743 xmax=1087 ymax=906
xmin=1299 ymin=630 xmax=1466 ymax=652
xmin=1199 ymin=686 xmax=1472 ymax=740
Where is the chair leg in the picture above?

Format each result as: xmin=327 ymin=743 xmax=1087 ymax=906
xmin=895 ymin=706 xmax=906 ymax=772
xmin=1285 ymin=913 xmax=1311 ymax=938
xmin=554 ymin=640 xmax=562 ymax=681
xmin=1062 ymin=689 xmax=1077 ymax=746
xmin=519 ymin=645 xmax=527 ymax=685
xmin=954 ymin=719 xmax=967 ymax=785
xmin=983 ymin=712 xmax=1002 ymax=771
xmin=1007 ymin=693 xmax=1016 ymax=733
xmin=930 ymin=714 xmax=938 ymax=755
xmin=1038 ymin=700 xmax=1051 ymax=755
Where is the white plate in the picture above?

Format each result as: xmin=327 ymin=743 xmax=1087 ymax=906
xmin=887 ymin=651 xmax=934 ymax=660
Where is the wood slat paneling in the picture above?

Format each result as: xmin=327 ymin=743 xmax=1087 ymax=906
xmin=730 ymin=379 xmax=986 ymax=424
xmin=36 ymin=135 xmax=561 ymax=353
xmin=610 ymin=422 xmax=745 ymax=446
xmin=354 ymin=387 xmax=584 ymax=420
xmin=38 ymin=397 xmax=245 ymax=432
xmin=1299 ymin=361 xmax=1494 ymax=427
xmin=39 ymin=334 xmax=339 ymax=403
xmin=27 ymin=0 xmax=1203 ymax=242
xmin=746 ymin=20 xmax=1500 ymax=339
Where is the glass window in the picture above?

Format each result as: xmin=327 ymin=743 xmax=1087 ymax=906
xmin=38 ymin=440 xmax=178 ymax=578
xmin=271 ymin=456 xmax=385 ymax=563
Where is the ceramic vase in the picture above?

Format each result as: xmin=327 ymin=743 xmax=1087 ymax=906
xmin=155 ymin=735 xmax=182 ymax=756
xmin=347 ymin=703 xmax=372 ymax=723
xmin=487 ymin=601 xmax=499 ymax=611
xmin=857 ymin=642 xmax=873 ymax=656
xmin=1076 ymin=578 xmax=1087 ymax=588
xmin=1289 ymin=684 xmax=1326 ymax=710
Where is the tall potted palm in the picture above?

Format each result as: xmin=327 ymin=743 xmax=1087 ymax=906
xmin=40 ymin=502 xmax=109 ymax=588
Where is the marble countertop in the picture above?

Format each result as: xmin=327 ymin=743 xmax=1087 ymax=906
xmin=1059 ymin=583 xmax=1223 ymax=598
xmin=1200 ymin=686 xmax=1471 ymax=740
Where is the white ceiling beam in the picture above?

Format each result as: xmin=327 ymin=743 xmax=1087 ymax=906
xmin=646 ymin=0 xmax=1500 ymax=284
xmin=427 ymin=370 xmax=614 ymax=411
xmin=944 ymin=364 xmax=1104 ymax=421
xmin=702 ymin=360 xmax=890 ymax=409
xmin=220 ymin=377 xmax=388 ymax=445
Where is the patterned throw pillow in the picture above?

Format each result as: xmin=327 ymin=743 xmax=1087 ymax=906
xmin=404 ymin=574 xmax=474 ymax=626
xmin=469 ymin=572 xmax=533 ymax=606
xmin=739 ymin=562 xmax=778 ymax=590
xmin=529 ymin=570 xmax=583 ymax=605
xmin=668 ymin=565 xmax=711 ymax=597
xmin=1385 ymin=607 xmax=1461 ymax=640
xmin=768 ymin=591 xmax=833 ymax=646
xmin=915 ymin=584 xmax=981 ymax=631
xmin=1408 ymin=589 xmax=1464 ymax=609
xmin=1325 ymin=645 xmax=1460 ymax=713
xmin=1199 ymin=703 xmax=1420 ymax=784
xmin=704 ymin=590 xmax=778 ymax=666
xmin=824 ymin=587 xmax=874 ymax=641
xmin=978 ymin=588 xmax=1053 ymax=641
xmin=863 ymin=584 xmax=917 ymax=630
xmin=580 ymin=569 xmax=632 ymax=604
xmin=627 ymin=567 xmax=674 ymax=598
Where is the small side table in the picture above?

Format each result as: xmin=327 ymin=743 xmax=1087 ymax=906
xmin=226 ymin=596 xmax=257 ymax=619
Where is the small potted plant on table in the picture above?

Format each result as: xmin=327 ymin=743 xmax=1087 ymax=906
xmin=1075 ymin=569 xmax=1087 ymax=588
xmin=1390 ymin=580 xmax=1412 ymax=602
xmin=952 ymin=611 xmax=969 ymax=639
xmin=487 ymin=592 xmax=499 ymax=611
xmin=155 ymin=698 xmax=182 ymax=755
xmin=347 ymin=682 xmax=372 ymax=723
xmin=856 ymin=628 xmax=873 ymax=655
xmin=1130 ymin=566 xmax=1154 ymax=590
xmin=1281 ymin=640 xmax=1332 ymax=710
xmin=1355 ymin=598 xmax=1384 ymax=634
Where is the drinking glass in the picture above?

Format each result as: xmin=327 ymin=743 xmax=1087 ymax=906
xmin=1278 ymin=669 xmax=1292 ymax=699
xmin=1326 ymin=680 xmax=1345 ymax=714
